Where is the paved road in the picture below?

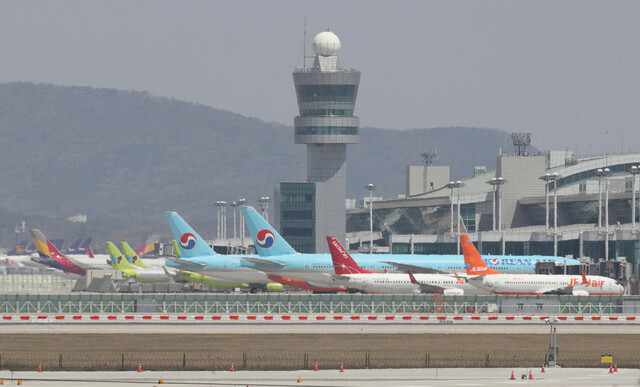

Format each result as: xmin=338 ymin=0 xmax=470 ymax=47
xmin=1 ymin=322 xmax=637 ymax=334
xmin=0 ymin=368 xmax=638 ymax=386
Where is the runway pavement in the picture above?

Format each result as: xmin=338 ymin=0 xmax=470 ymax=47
xmin=0 ymin=368 xmax=638 ymax=386
xmin=0 ymin=322 xmax=636 ymax=334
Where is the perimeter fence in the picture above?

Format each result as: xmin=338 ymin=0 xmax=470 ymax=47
xmin=1 ymin=349 xmax=638 ymax=371
xmin=0 ymin=293 xmax=634 ymax=315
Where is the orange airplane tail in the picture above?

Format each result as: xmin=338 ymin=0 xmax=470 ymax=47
xmin=460 ymin=234 xmax=502 ymax=275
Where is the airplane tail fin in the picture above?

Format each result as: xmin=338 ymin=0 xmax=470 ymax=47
xmin=326 ymin=236 xmax=376 ymax=274
xmin=135 ymin=234 xmax=161 ymax=257
xmin=165 ymin=212 xmax=217 ymax=258
xmin=87 ymin=245 xmax=94 ymax=258
xmin=460 ymin=234 xmax=502 ymax=275
xmin=78 ymin=237 xmax=93 ymax=253
xmin=121 ymin=242 xmax=148 ymax=268
xmin=171 ymin=240 xmax=182 ymax=258
xmin=47 ymin=239 xmax=86 ymax=276
xmin=241 ymin=206 xmax=297 ymax=257
xmin=106 ymin=242 xmax=136 ymax=271
xmin=580 ymin=269 xmax=588 ymax=285
xmin=30 ymin=229 xmax=52 ymax=258
xmin=66 ymin=238 xmax=82 ymax=254
xmin=408 ymin=270 xmax=419 ymax=284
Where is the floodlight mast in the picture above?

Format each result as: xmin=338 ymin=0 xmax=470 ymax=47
xmin=366 ymin=184 xmax=376 ymax=253
xmin=595 ymin=168 xmax=613 ymax=259
xmin=629 ymin=166 xmax=640 ymax=230
xmin=445 ymin=181 xmax=464 ymax=254
xmin=486 ymin=177 xmax=507 ymax=231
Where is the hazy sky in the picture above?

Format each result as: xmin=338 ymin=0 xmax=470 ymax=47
xmin=1 ymin=1 xmax=638 ymax=154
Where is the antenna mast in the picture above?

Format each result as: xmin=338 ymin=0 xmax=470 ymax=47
xmin=303 ymin=16 xmax=307 ymax=69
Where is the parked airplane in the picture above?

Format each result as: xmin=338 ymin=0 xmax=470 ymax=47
xmin=106 ymin=242 xmax=173 ymax=283
xmin=327 ymin=236 xmax=483 ymax=295
xmin=239 ymin=206 xmax=580 ymax=281
xmin=29 ymin=229 xmax=86 ymax=275
xmin=162 ymin=239 xmax=249 ymax=289
xmin=164 ymin=212 xmax=290 ymax=291
xmin=460 ymin=234 xmax=624 ymax=296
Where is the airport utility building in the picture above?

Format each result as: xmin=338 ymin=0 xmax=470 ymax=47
xmin=347 ymin=142 xmax=640 ymax=284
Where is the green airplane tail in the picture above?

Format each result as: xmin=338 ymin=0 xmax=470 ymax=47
xmin=171 ymin=240 xmax=182 ymax=258
xmin=121 ymin=241 xmax=148 ymax=268
xmin=106 ymin=241 xmax=137 ymax=276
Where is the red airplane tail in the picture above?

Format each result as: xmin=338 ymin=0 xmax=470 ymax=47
xmin=326 ymin=236 xmax=376 ymax=275
xmin=87 ymin=244 xmax=95 ymax=258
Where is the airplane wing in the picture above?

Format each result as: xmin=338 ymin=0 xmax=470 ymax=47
xmin=165 ymin=257 xmax=206 ymax=268
xmin=382 ymin=261 xmax=447 ymax=274
xmin=241 ymin=257 xmax=286 ymax=269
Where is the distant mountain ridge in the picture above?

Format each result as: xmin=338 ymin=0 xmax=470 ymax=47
xmin=0 ymin=82 xmax=522 ymax=246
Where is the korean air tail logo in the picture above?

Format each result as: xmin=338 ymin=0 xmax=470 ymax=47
xmin=179 ymin=233 xmax=197 ymax=250
xmin=256 ymin=229 xmax=275 ymax=248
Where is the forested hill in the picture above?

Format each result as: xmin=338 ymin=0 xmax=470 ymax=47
xmin=0 ymin=82 xmax=522 ymax=246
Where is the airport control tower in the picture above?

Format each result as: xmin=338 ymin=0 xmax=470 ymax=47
xmin=275 ymin=31 xmax=361 ymax=253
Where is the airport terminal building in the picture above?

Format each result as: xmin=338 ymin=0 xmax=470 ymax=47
xmin=347 ymin=146 xmax=640 ymax=289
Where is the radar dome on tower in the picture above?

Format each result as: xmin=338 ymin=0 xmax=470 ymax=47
xmin=313 ymin=31 xmax=341 ymax=56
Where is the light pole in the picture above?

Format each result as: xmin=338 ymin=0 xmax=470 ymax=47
xmin=595 ymin=168 xmax=605 ymax=228
xmin=629 ymin=166 xmax=640 ymax=229
xmin=486 ymin=177 xmax=507 ymax=232
xmin=552 ymin=173 xmax=562 ymax=257
xmin=545 ymin=317 xmax=558 ymax=367
xmin=445 ymin=181 xmax=464 ymax=253
xmin=259 ymin=197 xmax=270 ymax=222
xmin=230 ymin=202 xmax=238 ymax=240
xmin=237 ymin=198 xmax=247 ymax=250
xmin=215 ymin=201 xmax=226 ymax=240
xmin=366 ymin=184 xmax=376 ymax=253
xmin=539 ymin=173 xmax=556 ymax=231
xmin=487 ymin=177 xmax=505 ymax=231
xmin=595 ymin=168 xmax=613 ymax=259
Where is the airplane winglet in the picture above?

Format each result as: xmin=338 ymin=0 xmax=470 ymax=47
xmin=581 ymin=268 xmax=588 ymax=285
xmin=87 ymin=245 xmax=94 ymax=258
xmin=407 ymin=270 xmax=418 ymax=285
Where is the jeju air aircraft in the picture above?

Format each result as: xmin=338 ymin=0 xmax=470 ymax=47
xmin=326 ymin=236 xmax=484 ymax=295
xmin=460 ymin=234 xmax=624 ymax=296
xmin=29 ymin=229 xmax=86 ymax=276
xmin=239 ymin=206 xmax=580 ymax=285
xmin=106 ymin=242 xmax=173 ymax=283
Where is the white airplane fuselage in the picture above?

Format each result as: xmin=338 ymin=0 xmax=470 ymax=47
xmin=469 ymin=274 xmax=623 ymax=295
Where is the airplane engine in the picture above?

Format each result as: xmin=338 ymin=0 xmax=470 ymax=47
xmin=443 ymin=288 xmax=464 ymax=296
xmin=571 ymin=289 xmax=589 ymax=296
xmin=266 ymin=283 xmax=284 ymax=292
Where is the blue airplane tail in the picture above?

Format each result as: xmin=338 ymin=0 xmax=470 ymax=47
xmin=240 ymin=206 xmax=297 ymax=257
xmin=78 ymin=237 xmax=93 ymax=253
xmin=165 ymin=211 xmax=218 ymax=258
xmin=65 ymin=238 xmax=82 ymax=254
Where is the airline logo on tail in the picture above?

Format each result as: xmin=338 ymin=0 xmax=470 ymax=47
xmin=460 ymin=234 xmax=502 ymax=276
xmin=179 ymin=233 xmax=197 ymax=250
xmin=256 ymin=229 xmax=275 ymax=249
xmin=327 ymin=236 xmax=376 ymax=275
